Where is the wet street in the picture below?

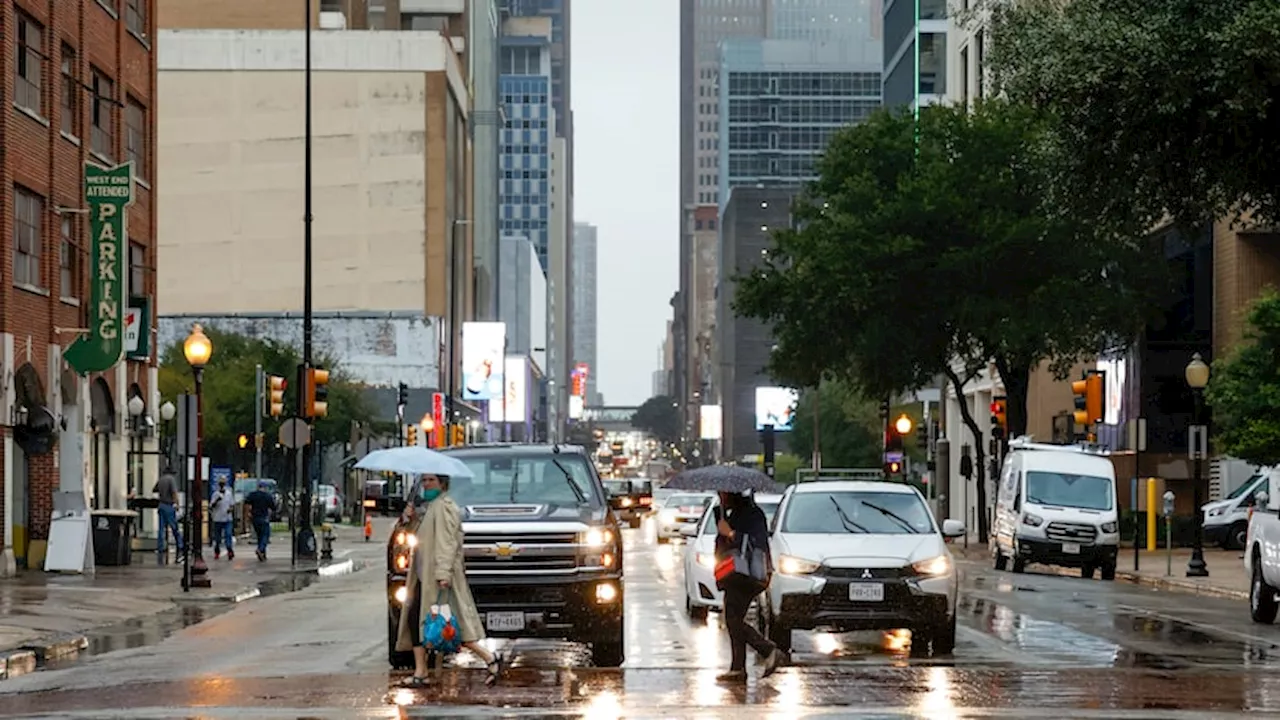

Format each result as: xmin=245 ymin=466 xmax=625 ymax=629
xmin=4 ymin=522 xmax=1280 ymax=718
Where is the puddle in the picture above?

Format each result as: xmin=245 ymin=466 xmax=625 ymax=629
xmin=1110 ymin=610 xmax=1280 ymax=666
xmin=44 ymin=603 xmax=231 ymax=669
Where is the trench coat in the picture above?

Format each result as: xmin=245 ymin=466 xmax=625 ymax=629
xmin=395 ymin=494 xmax=485 ymax=651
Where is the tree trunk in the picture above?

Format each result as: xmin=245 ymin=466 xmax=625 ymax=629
xmin=993 ymin=356 xmax=1032 ymax=440
xmin=945 ymin=367 xmax=989 ymax=543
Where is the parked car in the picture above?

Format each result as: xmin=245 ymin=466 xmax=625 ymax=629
xmin=317 ymin=484 xmax=343 ymax=522
xmin=760 ymin=480 xmax=964 ymax=655
xmin=681 ymin=493 xmax=781 ymax=618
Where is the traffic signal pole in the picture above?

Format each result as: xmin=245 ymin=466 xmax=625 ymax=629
xmin=254 ymin=364 xmax=264 ymax=479
xmin=296 ymin=0 xmax=317 ymax=561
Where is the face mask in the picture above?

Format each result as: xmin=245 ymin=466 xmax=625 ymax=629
xmin=420 ymin=487 xmax=442 ymax=503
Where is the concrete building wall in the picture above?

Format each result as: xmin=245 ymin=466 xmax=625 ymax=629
xmin=571 ymin=223 xmax=599 ymax=404
xmin=156 ymin=30 xmax=468 ymax=319
xmin=160 ymin=0 xmax=323 ymax=29
xmin=2 ymin=0 xmax=161 ymax=574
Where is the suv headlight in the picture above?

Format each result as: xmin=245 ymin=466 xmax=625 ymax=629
xmin=1100 ymin=521 xmax=1119 ymax=533
xmin=581 ymin=527 xmax=615 ymax=547
xmin=778 ymin=555 xmax=820 ymax=575
xmin=912 ymin=555 xmax=953 ymax=577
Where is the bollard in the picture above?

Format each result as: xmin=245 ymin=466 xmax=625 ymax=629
xmin=1147 ymin=479 xmax=1158 ymax=552
xmin=321 ymin=525 xmax=335 ymax=561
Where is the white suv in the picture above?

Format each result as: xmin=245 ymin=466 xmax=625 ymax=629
xmin=760 ymin=481 xmax=965 ymax=655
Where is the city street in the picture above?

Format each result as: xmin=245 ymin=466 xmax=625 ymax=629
xmin=3 ymin=521 xmax=1280 ymax=718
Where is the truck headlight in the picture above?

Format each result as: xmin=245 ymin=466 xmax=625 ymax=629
xmin=1207 ymin=508 xmax=1223 ymax=518
xmin=1022 ymin=513 xmax=1044 ymax=527
xmin=394 ymin=532 xmax=418 ymax=548
xmin=582 ymin=527 xmax=615 ymax=547
xmin=620 ymin=497 xmax=633 ymax=507
xmin=778 ymin=555 xmax=820 ymax=575
xmin=912 ymin=555 xmax=952 ymax=577
xmin=393 ymin=586 xmax=408 ymax=603
xmin=1100 ymin=521 xmax=1119 ymax=533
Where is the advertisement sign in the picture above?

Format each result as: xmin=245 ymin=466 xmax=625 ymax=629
xmin=431 ymin=392 xmax=445 ymax=448
xmin=754 ymin=387 xmax=799 ymax=431
xmin=462 ymin=322 xmax=507 ymax=400
xmin=125 ymin=296 xmax=151 ymax=360
xmin=568 ymin=395 xmax=584 ymax=420
xmin=65 ymin=161 xmax=135 ymax=375
xmin=488 ymin=356 xmax=528 ymax=423
xmin=571 ymin=363 xmax=590 ymax=397
xmin=699 ymin=405 xmax=723 ymax=440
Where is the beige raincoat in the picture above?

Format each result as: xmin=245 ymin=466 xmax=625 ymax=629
xmin=395 ymin=494 xmax=485 ymax=651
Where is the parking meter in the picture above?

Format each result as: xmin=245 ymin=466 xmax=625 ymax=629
xmin=1162 ymin=491 xmax=1175 ymax=518
xmin=1163 ymin=490 xmax=1175 ymax=576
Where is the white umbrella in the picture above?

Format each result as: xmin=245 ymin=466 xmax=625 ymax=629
xmin=354 ymin=446 xmax=475 ymax=479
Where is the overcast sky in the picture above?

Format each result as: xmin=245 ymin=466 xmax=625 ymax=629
xmin=572 ymin=0 xmax=678 ymax=407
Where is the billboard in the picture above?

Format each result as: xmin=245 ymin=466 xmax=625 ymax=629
xmin=462 ymin=322 xmax=507 ymax=400
xmin=700 ymin=405 xmax=723 ymax=440
xmin=755 ymin=387 xmax=798 ymax=431
xmin=488 ymin=356 xmax=528 ymax=423
xmin=571 ymin=363 xmax=589 ymax=397
xmin=569 ymin=395 xmax=585 ymax=420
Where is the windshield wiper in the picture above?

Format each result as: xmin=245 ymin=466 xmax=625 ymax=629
xmin=509 ymin=462 xmax=521 ymax=503
xmin=860 ymin=500 xmax=921 ymax=534
xmin=829 ymin=496 xmax=869 ymax=534
xmin=551 ymin=456 xmax=588 ymax=505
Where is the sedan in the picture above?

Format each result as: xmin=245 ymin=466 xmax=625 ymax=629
xmin=655 ymin=493 xmax=714 ymax=543
xmin=681 ymin=493 xmax=781 ymax=618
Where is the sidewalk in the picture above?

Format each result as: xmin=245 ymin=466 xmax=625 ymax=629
xmin=0 ymin=519 xmax=388 ymax=681
xmin=951 ymin=540 xmax=1249 ymax=600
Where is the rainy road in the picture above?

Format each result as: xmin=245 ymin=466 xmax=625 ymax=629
xmin=4 ymin=522 xmax=1280 ymax=718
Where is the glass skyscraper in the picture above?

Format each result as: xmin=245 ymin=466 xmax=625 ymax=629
xmin=499 ymin=32 xmax=554 ymax=271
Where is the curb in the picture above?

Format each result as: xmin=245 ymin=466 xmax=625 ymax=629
xmin=1 ymin=556 xmax=369 ymax=680
xmin=956 ymin=554 xmax=1248 ymax=600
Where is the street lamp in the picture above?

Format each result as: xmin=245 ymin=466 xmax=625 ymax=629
xmin=159 ymin=401 xmax=176 ymax=472
xmin=128 ymin=395 xmax=145 ymax=497
xmin=183 ymin=323 xmax=214 ymax=588
xmin=1185 ymin=352 xmax=1210 ymax=578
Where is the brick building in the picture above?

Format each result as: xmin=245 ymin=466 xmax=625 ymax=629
xmin=1 ymin=0 xmax=160 ymax=575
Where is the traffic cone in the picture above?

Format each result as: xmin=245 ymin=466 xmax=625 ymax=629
xmin=364 ymin=513 xmax=373 ymax=542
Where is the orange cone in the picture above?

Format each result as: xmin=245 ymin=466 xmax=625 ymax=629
xmin=364 ymin=514 xmax=373 ymax=542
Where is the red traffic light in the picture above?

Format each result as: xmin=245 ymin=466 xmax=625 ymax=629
xmin=990 ymin=402 xmax=1001 ymax=414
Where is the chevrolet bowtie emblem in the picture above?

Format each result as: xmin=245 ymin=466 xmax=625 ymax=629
xmin=861 ymin=569 xmax=873 ymax=579
xmin=493 ymin=542 xmax=521 ymax=559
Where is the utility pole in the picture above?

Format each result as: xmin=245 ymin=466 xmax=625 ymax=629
xmin=295 ymin=0 xmax=317 ymax=560
xmin=254 ymin=364 xmax=264 ymax=479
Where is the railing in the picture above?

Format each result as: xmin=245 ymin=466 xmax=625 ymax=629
xmin=794 ymin=468 xmax=885 ymax=484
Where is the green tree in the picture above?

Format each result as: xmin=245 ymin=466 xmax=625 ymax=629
xmin=985 ymin=0 xmax=1280 ymax=231
xmin=733 ymin=101 xmax=1164 ymax=541
xmin=786 ymin=380 xmax=885 ymax=470
xmin=631 ymin=395 xmax=681 ymax=444
xmin=1206 ymin=290 xmax=1280 ymax=466
xmin=158 ymin=326 xmax=375 ymax=465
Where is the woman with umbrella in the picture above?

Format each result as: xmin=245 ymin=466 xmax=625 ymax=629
xmin=714 ymin=488 xmax=787 ymax=682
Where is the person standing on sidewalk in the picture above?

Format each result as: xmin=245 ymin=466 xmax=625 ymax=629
xmin=153 ymin=472 xmax=184 ymax=563
xmin=245 ymin=481 xmax=277 ymax=562
xmin=211 ymin=478 xmax=235 ymax=560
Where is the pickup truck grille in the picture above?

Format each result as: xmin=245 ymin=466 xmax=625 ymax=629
xmin=463 ymin=532 xmax=582 ymax=573
xmin=466 ymin=532 xmax=578 ymax=545
xmin=1045 ymin=522 xmax=1098 ymax=543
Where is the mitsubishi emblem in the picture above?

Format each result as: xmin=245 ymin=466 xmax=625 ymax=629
xmin=860 ymin=568 xmax=873 ymax=579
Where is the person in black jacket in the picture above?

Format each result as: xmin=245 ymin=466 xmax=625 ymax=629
xmin=715 ymin=490 xmax=786 ymax=682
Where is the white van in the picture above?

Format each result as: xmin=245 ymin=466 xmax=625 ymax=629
xmin=1204 ymin=471 xmax=1268 ymax=549
xmin=991 ymin=437 xmax=1121 ymax=579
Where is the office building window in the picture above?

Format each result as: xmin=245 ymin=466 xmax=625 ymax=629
xmin=61 ymin=46 xmax=79 ymax=136
xmin=126 ymin=0 xmax=148 ymax=37
xmin=15 ymin=11 xmax=44 ymax=115
xmin=130 ymin=241 xmax=146 ymax=295
xmin=13 ymin=187 xmax=44 ymax=289
xmin=91 ymin=68 xmax=115 ymax=159
xmin=61 ymin=216 xmax=82 ymax=300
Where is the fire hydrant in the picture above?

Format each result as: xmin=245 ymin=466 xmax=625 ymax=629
xmin=321 ymin=524 xmax=335 ymax=561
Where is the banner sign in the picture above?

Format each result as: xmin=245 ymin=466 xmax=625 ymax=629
xmin=64 ymin=162 xmax=135 ymax=375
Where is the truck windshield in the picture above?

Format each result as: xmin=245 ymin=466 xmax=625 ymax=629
xmin=453 ymin=454 xmax=599 ymax=507
xmin=1025 ymin=471 xmax=1114 ymax=511
xmin=1227 ymin=474 xmax=1264 ymax=500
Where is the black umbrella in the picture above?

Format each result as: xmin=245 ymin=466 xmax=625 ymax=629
xmin=664 ymin=464 xmax=783 ymax=494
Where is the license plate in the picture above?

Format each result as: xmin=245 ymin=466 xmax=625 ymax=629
xmin=849 ymin=583 xmax=885 ymax=602
xmin=1062 ymin=542 xmax=1081 ymax=554
xmin=486 ymin=612 xmax=525 ymax=632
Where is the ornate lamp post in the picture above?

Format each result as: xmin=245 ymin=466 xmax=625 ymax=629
xmin=183 ymin=324 xmax=214 ymax=588
xmin=1185 ymin=352 xmax=1211 ymax=578
xmin=160 ymin=401 xmax=176 ymax=471
xmin=127 ymin=395 xmax=146 ymax=497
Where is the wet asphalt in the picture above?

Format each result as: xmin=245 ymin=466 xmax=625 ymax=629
xmin=3 ymin=518 xmax=1280 ymax=718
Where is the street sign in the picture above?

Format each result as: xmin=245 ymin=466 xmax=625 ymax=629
xmin=279 ymin=418 xmax=312 ymax=449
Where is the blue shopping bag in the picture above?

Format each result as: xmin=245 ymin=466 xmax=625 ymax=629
xmin=421 ymin=589 xmax=462 ymax=654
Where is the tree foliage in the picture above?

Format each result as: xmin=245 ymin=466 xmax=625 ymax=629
xmin=986 ymin=0 xmax=1280 ymax=230
xmin=1205 ymin=291 xmax=1280 ymax=467
xmin=787 ymin=380 xmax=885 ymax=470
xmin=158 ymin=327 xmax=375 ymax=464
xmin=631 ymin=395 xmax=681 ymax=444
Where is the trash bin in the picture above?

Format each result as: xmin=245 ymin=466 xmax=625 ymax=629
xmin=91 ymin=510 xmax=137 ymax=566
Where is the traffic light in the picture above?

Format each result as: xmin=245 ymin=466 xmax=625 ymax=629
xmin=1071 ymin=371 xmax=1104 ymax=426
xmin=265 ymin=374 xmax=286 ymax=417
xmin=450 ymin=424 xmax=465 ymax=447
xmin=237 ymin=433 xmax=252 ymax=450
xmin=990 ymin=396 xmax=1008 ymax=441
xmin=884 ymin=460 xmax=903 ymax=475
xmin=406 ymin=425 xmax=418 ymax=446
xmin=886 ymin=427 xmax=904 ymax=453
xmin=916 ymin=420 xmax=930 ymax=446
xmin=397 ymin=382 xmax=409 ymax=408
xmin=304 ymin=366 xmax=330 ymax=418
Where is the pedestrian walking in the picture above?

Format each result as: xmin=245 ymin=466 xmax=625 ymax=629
xmin=395 ymin=474 xmax=503 ymax=688
xmin=211 ymin=478 xmax=235 ymax=560
xmin=715 ymin=490 xmax=786 ymax=683
xmin=244 ymin=481 xmax=277 ymax=562
xmin=153 ymin=471 xmax=184 ymax=563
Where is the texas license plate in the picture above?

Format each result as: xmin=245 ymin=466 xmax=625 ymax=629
xmin=1062 ymin=542 xmax=1081 ymax=554
xmin=486 ymin=612 xmax=525 ymax=632
xmin=849 ymin=583 xmax=885 ymax=602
